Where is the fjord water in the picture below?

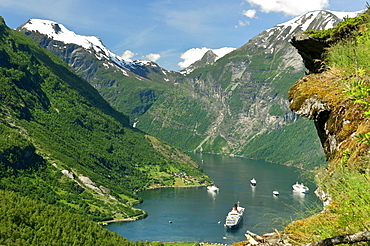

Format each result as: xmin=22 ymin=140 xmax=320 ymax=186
xmin=105 ymin=154 xmax=320 ymax=244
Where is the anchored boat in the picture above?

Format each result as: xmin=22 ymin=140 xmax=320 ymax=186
xmin=292 ymin=182 xmax=309 ymax=193
xmin=207 ymin=185 xmax=219 ymax=192
xmin=225 ymin=201 xmax=245 ymax=229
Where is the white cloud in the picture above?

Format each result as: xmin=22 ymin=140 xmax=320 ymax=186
xmin=178 ymin=48 xmax=209 ymax=68
xmin=243 ymin=9 xmax=257 ymax=18
xmin=146 ymin=53 xmax=161 ymax=62
xmin=121 ymin=50 xmax=136 ymax=60
xmin=178 ymin=47 xmax=235 ymax=69
xmin=245 ymin=0 xmax=329 ymax=16
xmin=235 ymin=20 xmax=250 ymax=28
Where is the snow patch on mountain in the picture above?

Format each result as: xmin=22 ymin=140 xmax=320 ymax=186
xmin=255 ymin=10 xmax=363 ymax=53
xmin=23 ymin=19 xmax=103 ymax=50
xmin=272 ymin=10 xmax=363 ymax=37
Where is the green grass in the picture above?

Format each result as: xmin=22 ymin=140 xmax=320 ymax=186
xmin=285 ymin=160 xmax=370 ymax=243
xmin=305 ymin=12 xmax=370 ymax=41
xmin=324 ymin=21 xmax=370 ymax=144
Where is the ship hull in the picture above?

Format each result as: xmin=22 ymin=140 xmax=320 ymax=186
xmin=226 ymin=216 xmax=243 ymax=229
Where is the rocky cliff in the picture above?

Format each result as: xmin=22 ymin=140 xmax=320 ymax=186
xmin=289 ymin=71 xmax=370 ymax=164
xmin=289 ymin=12 xmax=370 ymax=165
xmin=285 ymin=11 xmax=370 ymax=244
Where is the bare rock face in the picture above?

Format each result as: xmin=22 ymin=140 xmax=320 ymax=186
xmin=288 ymin=67 xmax=370 ymax=164
xmin=290 ymin=33 xmax=331 ymax=74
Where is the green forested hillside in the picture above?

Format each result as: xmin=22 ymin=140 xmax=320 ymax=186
xmin=0 ymin=15 xmax=210 ymax=235
xmin=0 ymin=190 xmax=134 ymax=245
xmin=239 ymin=118 xmax=325 ymax=169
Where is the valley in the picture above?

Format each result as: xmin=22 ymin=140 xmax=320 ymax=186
xmin=1 ymin=7 xmax=370 ymax=245
xmin=16 ymin=11 xmax=353 ymax=169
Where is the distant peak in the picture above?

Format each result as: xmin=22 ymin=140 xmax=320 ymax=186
xmin=178 ymin=47 xmax=235 ymax=74
xmin=275 ymin=10 xmax=363 ymax=30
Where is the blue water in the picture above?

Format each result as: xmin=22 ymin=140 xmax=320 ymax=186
xmin=105 ymin=153 xmax=320 ymax=244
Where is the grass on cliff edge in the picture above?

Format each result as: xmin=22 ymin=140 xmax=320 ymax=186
xmin=284 ymin=160 xmax=370 ymax=244
xmin=325 ymin=19 xmax=370 ymax=144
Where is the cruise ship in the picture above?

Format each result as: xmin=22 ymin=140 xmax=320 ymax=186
xmin=225 ymin=202 xmax=244 ymax=229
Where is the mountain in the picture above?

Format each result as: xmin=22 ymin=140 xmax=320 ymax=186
xmin=16 ymin=19 xmax=174 ymax=118
xmin=0 ymin=15 xmax=211 ymax=227
xmin=182 ymin=50 xmax=218 ymax=74
xmin=17 ymin=10 xmax=360 ymax=169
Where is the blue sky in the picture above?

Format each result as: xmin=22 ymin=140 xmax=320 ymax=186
xmin=0 ymin=0 xmax=366 ymax=71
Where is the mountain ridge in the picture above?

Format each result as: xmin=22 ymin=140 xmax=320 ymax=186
xmin=18 ymin=19 xmax=162 ymax=76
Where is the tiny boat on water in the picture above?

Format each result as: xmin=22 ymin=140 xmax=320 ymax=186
xmin=292 ymin=182 xmax=309 ymax=193
xmin=207 ymin=185 xmax=219 ymax=192
xmin=225 ymin=201 xmax=244 ymax=229
xmin=273 ymin=190 xmax=279 ymax=196
xmin=250 ymin=178 xmax=257 ymax=186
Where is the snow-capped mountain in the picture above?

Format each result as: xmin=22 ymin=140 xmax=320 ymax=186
xmin=184 ymin=10 xmax=362 ymax=74
xmin=252 ymin=10 xmax=362 ymax=52
xmin=17 ymin=19 xmax=169 ymax=80
xmin=17 ymin=18 xmax=176 ymax=118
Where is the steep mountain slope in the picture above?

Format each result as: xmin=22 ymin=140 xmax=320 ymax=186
xmin=16 ymin=19 xmax=174 ymax=118
xmin=18 ymin=11 xmax=359 ymax=169
xmin=0 ymin=16 xmax=210 ymax=225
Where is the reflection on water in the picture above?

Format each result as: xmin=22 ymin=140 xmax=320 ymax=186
xmin=105 ymin=153 xmax=320 ymax=244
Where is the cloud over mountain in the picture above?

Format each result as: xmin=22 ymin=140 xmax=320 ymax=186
xmin=146 ymin=53 xmax=161 ymax=62
xmin=178 ymin=47 xmax=235 ymax=69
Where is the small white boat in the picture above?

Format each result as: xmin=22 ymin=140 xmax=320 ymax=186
xmin=207 ymin=185 xmax=219 ymax=192
xmin=273 ymin=190 xmax=279 ymax=196
xmin=292 ymin=182 xmax=309 ymax=193
xmin=250 ymin=178 xmax=257 ymax=186
xmin=225 ymin=201 xmax=244 ymax=229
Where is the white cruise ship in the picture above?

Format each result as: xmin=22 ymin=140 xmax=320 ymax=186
xmin=225 ymin=202 xmax=244 ymax=229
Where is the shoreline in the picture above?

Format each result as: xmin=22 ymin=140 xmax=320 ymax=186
xmin=101 ymin=183 xmax=210 ymax=225
xmin=100 ymin=213 xmax=148 ymax=225
xmin=143 ymin=183 xmax=208 ymax=190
